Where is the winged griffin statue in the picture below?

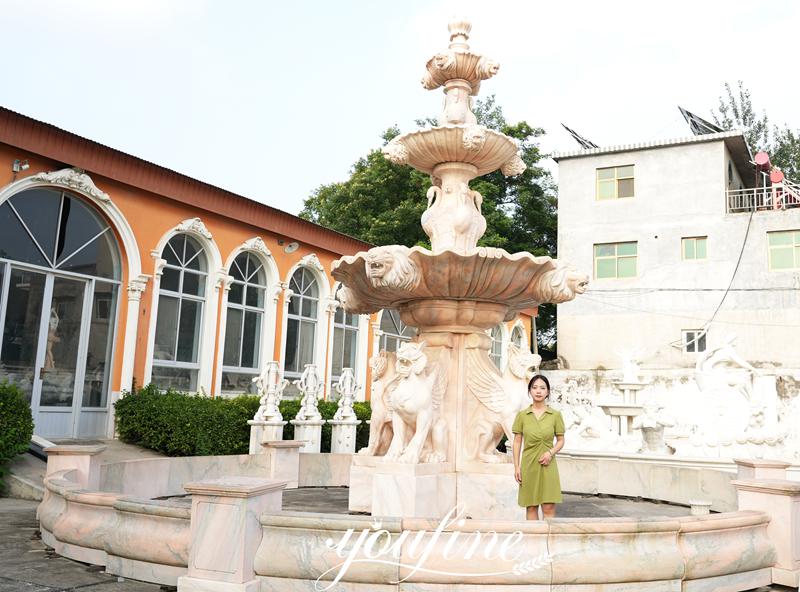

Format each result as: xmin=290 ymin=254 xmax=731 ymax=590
xmin=383 ymin=341 xmax=450 ymax=463
xmin=465 ymin=343 xmax=542 ymax=463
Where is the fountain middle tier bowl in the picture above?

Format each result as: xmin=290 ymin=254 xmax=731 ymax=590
xmin=331 ymin=245 xmax=588 ymax=327
xmin=388 ymin=126 xmax=520 ymax=176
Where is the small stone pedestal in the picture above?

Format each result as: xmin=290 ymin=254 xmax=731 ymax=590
xmin=178 ymin=477 xmax=286 ymax=592
xmin=349 ymin=454 xmax=380 ymax=512
xmin=261 ymin=440 xmax=304 ymax=489
xmin=290 ymin=419 xmax=325 ymax=453
xmin=613 ymin=380 xmax=647 ymax=405
xmin=732 ymin=460 xmax=800 ymax=588
xmin=43 ymin=444 xmax=106 ymax=490
xmin=600 ymin=404 xmax=643 ymax=436
xmin=247 ymin=420 xmax=287 ymax=455
xmin=372 ymin=461 xmax=456 ymax=519
xmin=328 ymin=419 xmax=362 ymax=454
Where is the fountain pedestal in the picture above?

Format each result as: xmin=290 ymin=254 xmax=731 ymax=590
xmin=372 ymin=462 xmax=456 ymax=518
xmin=247 ymin=420 xmax=286 ymax=454
xmin=328 ymin=419 xmax=361 ymax=454
xmin=290 ymin=419 xmax=325 ymax=454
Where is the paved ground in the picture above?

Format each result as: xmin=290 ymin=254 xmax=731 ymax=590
xmin=0 ymin=499 xmax=163 ymax=592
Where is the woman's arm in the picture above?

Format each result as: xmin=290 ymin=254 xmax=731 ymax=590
xmin=513 ymin=433 xmax=523 ymax=483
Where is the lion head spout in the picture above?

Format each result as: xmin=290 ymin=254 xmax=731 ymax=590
xmin=364 ymin=246 xmax=420 ymax=292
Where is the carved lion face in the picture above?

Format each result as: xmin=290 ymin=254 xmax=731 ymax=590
xmin=395 ymin=342 xmax=427 ymax=378
xmin=507 ymin=344 xmax=541 ymax=379
xmin=366 ymin=252 xmax=393 ymax=280
xmin=568 ymin=271 xmax=590 ymax=295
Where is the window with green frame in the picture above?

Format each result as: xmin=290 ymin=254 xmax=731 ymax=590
xmin=768 ymin=230 xmax=800 ymax=270
xmin=594 ymin=242 xmax=637 ymax=278
xmin=682 ymin=236 xmax=707 ymax=260
xmin=596 ymin=165 xmax=634 ymax=200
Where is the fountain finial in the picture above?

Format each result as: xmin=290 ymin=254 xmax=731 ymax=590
xmin=448 ymin=17 xmax=471 ymax=51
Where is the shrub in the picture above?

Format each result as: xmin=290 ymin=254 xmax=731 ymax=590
xmin=115 ymin=385 xmax=372 ymax=456
xmin=0 ymin=382 xmax=35 ymax=494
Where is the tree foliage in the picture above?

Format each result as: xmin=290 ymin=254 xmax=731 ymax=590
xmin=712 ymin=81 xmax=800 ymax=180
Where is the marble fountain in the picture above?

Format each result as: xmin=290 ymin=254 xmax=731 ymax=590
xmin=36 ymin=19 xmax=799 ymax=592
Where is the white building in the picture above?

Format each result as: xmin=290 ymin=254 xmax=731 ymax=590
xmin=554 ymin=130 xmax=800 ymax=371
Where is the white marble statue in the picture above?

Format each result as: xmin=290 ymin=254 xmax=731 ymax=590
xmin=293 ymin=364 xmax=323 ymax=422
xmin=252 ymin=361 xmax=288 ymax=422
xmin=632 ymin=399 xmax=675 ymax=455
xmin=616 ymin=347 xmax=645 ymax=383
xmin=695 ymin=334 xmax=761 ymax=402
xmin=384 ymin=341 xmax=449 ymax=464
xmin=333 ymin=368 xmax=359 ymax=421
xmin=465 ymin=344 xmax=541 ymax=463
xmin=358 ymin=350 xmax=399 ymax=456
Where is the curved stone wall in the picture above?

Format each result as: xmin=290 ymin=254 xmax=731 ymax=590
xmin=255 ymin=510 xmax=776 ymax=590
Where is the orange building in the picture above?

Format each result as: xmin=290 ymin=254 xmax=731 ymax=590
xmin=0 ymin=107 xmax=536 ymax=440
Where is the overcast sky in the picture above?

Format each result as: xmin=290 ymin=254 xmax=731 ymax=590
xmin=1 ymin=0 xmax=798 ymax=216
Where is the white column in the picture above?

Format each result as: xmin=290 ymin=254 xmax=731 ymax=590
xmin=323 ymin=295 xmax=339 ymax=399
xmin=277 ymin=284 xmax=293 ymax=375
xmin=119 ymin=275 xmax=149 ymax=393
xmin=355 ymin=314 xmax=371 ymax=401
xmin=213 ymin=273 xmax=235 ymax=395
xmin=142 ymin=251 xmax=167 ymax=385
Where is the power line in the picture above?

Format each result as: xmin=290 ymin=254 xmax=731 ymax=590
xmin=578 ymin=294 xmax=800 ymax=328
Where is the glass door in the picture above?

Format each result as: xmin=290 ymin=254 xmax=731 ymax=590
xmin=0 ymin=266 xmax=88 ymax=438
xmin=37 ymin=275 xmax=88 ymax=437
xmin=0 ymin=267 xmax=47 ymax=405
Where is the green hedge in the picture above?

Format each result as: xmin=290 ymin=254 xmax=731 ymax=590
xmin=115 ymin=385 xmax=372 ymax=456
xmin=0 ymin=382 xmax=35 ymax=494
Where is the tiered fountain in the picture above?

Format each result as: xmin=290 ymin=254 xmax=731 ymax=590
xmin=332 ymin=18 xmax=588 ymax=520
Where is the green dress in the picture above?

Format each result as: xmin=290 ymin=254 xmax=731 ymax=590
xmin=512 ymin=406 xmax=565 ymax=507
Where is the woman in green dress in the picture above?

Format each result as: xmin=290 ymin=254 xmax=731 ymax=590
xmin=512 ymin=374 xmax=565 ymax=520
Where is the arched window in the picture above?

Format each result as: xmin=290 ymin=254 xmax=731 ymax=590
xmin=379 ymin=309 xmax=414 ymax=352
xmin=284 ymin=267 xmax=318 ymax=382
xmin=152 ymin=234 xmax=207 ymax=391
xmin=0 ymin=187 xmax=121 ymax=437
xmin=511 ymin=325 xmax=526 ymax=350
xmin=489 ymin=325 xmax=503 ymax=369
xmin=221 ymin=252 xmax=267 ymax=394
xmin=331 ymin=285 xmax=359 ymax=394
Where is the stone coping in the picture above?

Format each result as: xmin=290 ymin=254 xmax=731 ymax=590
xmin=183 ymin=476 xmax=287 ymax=498
xmin=731 ymin=478 xmax=800 ymax=495
xmin=733 ymin=458 xmax=792 ymax=469
xmin=327 ymin=419 xmax=362 ymax=425
xmin=247 ymin=419 xmax=287 ymax=426
xmin=113 ymin=497 xmax=191 ymax=520
xmin=259 ymin=508 xmax=767 ymax=534
xmin=289 ymin=419 xmax=325 ymax=426
xmin=44 ymin=444 xmax=107 ymax=456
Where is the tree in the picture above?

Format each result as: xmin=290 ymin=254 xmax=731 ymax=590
xmin=712 ymin=81 xmax=800 ymax=180
xmin=301 ymin=96 xmax=558 ymax=348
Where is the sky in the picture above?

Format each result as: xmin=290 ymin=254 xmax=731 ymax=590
xmin=1 ymin=0 xmax=798 ymax=216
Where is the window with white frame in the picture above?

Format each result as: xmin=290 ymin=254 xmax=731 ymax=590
xmin=682 ymin=329 xmax=706 ymax=353
xmin=284 ymin=267 xmax=319 ymax=388
xmin=221 ymin=252 xmax=267 ymax=394
xmin=152 ymin=234 xmax=207 ymax=391
xmin=489 ymin=325 xmax=503 ymax=369
xmin=511 ymin=325 xmax=526 ymax=350
xmin=331 ymin=285 xmax=359 ymax=396
xmin=379 ymin=309 xmax=415 ymax=352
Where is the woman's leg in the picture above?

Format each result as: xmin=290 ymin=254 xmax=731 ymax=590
xmin=526 ymin=505 xmax=540 ymax=520
xmin=541 ymin=503 xmax=556 ymax=518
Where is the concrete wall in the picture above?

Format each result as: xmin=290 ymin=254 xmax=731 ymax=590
xmin=557 ymin=139 xmax=800 ymax=370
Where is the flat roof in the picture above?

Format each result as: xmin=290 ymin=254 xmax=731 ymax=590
xmin=552 ymin=129 xmax=755 ymax=187
xmin=0 ymin=106 xmax=372 ymax=255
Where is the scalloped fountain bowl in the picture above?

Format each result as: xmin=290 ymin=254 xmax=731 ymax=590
xmin=388 ymin=125 xmax=521 ymax=176
xmin=331 ymin=245 xmax=588 ymax=329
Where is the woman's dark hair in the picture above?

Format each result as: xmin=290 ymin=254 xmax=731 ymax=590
xmin=527 ymin=374 xmax=551 ymax=393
